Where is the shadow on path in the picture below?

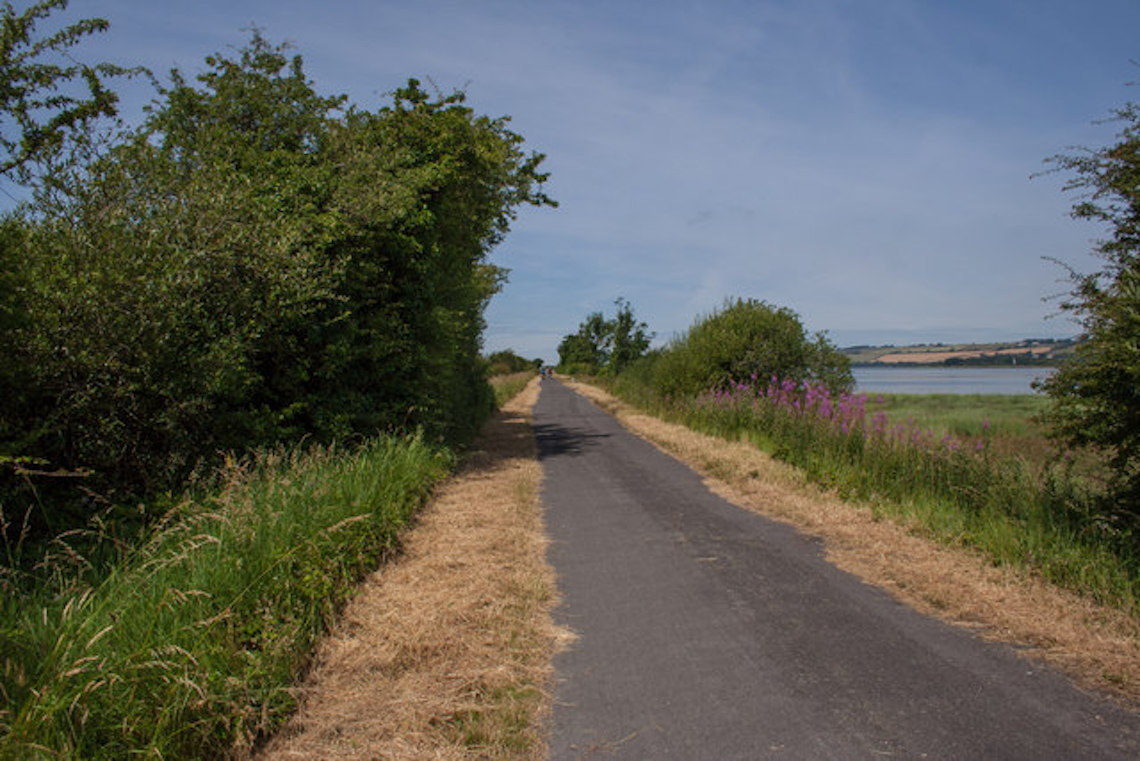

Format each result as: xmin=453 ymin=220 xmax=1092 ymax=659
xmin=533 ymin=420 xmax=611 ymax=460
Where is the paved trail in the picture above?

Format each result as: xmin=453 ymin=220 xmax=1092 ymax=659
xmin=535 ymin=379 xmax=1140 ymax=760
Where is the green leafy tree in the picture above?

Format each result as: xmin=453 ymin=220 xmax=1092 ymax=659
xmin=0 ymin=0 xmax=136 ymax=472
xmin=7 ymin=32 xmax=345 ymax=498
xmin=0 ymin=0 xmax=137 ymax=182
xmin=1039 ymin=96 xmax=1140 ymax=517
xmin=0 ymin=217 xmax=29 ymax=461
xmin=321 ymin=77 xmax=554 ymax=441
xmin=558 ymin=311 xmax=611 ymax=372
xmin=557 ymin=298 xmax=652 ymax=374
xmin=608 ymin=297 xmax=653 ymax=374
xmin=650 ymin=298 xmax=851 ymax=398
xmin=487 ymin=349 xmax=542 ymax=375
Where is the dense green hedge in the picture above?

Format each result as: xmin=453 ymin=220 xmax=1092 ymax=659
xmin=0 ymin=33 xmax=553 ymax=555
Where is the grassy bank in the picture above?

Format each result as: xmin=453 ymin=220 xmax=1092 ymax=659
xmin=609 ymin=375 xmax=1137 ymax=613
xmin=868 ymin=393 xmax=1108 ymax=487
xmin=490 ymin=371 xmax=539 ymax=408
xmin=871 ymin=393 xmax=1048 ymax=438
xmin=260 ymin=377 xmax=556 ymax=760
xmin=0 ymin=436 xmax=450 ymax=759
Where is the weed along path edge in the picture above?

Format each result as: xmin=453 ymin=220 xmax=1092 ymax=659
xmin=259 ymin=377 xmax=562 ymax=760
xmin=536 ymin=378 xmax=1140 ymax=759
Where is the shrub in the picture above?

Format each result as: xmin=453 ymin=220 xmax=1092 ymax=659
xmin=1040 ymin=96 xmax=1140 ymax=523
xmin=646 ymin=298 xmax=851 ymax=398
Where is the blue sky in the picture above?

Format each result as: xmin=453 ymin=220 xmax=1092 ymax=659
xmin=38 ymin=1 xmax=1140 ymax=360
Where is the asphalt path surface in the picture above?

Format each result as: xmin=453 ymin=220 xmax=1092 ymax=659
xmin=534 ymin=379 xmax=1140 ymax=760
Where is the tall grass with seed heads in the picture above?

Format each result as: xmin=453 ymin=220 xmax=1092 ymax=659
xmin=0 ymin=434 xmax=449 ymax=759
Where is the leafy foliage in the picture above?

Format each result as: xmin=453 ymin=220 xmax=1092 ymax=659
xmin=641 ymin=297 xmax=852 ymax=399
xmin=0 ymin=0 xmax=138 ymax=182
xmin=1040 ymin=97 xmax=1140 ymax=519
xmin=557 ymin=297 xmax=652 ymax=375
xmin=487 ymin=349 xmax=542 ymax=375
xmin=608 ymin=297 xmax=653 ymax=373
xmin=0 ymin=32 xmax=553 ymax=555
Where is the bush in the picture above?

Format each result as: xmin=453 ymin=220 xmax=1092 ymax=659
xmin=646 ymin=298 xmax=851 ymax=398
xmin=487 ymin=349 xmax=542 ymax=376
xmin=1040 ymin=98 xmax=1140 ymax=521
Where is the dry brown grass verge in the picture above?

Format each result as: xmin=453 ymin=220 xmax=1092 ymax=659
xmin=564 ymin=380 xmax=1140 ymax=708
xmin=257 ymin=378 xmax=563 ymax=759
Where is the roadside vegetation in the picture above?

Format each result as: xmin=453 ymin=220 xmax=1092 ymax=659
xmin=487 ymin=349 xmax=542 ymax=406
xmin=0 ymin=3 xmax=553 ymax=757
xmin=556 ymin=85 xmax=1140 ymax=616
xmin=261 ymin=379 xmax=558 ymax=760
xmin=610 ymin=375 xmax=1136 ymax=611
xmin=2 ymin=437 xmax=450 ymax=758
xmin=487 ymin=348 xmax=543 ymax=376
xmin=598 ymin=297 xmax=851 ymax=400
xmin=491 ymin=371 xmax=540 ymax=407
xmin=552 ymin=298 xmax=1137 ymax=612
xmin=556 ymin=297 xmax=653 ymax=377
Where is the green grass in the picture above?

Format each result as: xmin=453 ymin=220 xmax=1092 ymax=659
xmin=489 ymin=371 xmax=536 ymax=407
xmin=869 ymin=393 xmax=1049 ymax=439
xmin=0 ymin=435 xmax=451 ymax=759
xmin=867 ymin=393 xmax=1107 ymax=487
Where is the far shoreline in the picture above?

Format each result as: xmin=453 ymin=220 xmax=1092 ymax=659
xmin=851 ymin=365 xmax=1053 ymax=396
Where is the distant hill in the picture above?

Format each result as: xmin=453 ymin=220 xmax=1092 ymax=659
xmin=841 ymin=338 xmax=1079 ymax=367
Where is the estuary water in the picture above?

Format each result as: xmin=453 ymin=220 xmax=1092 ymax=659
xmin=852 ymin=366 xmax=1054 ymax=396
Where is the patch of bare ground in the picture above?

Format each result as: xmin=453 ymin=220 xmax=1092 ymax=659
xmin=257 ymin=378 xmax=566 ymax=760
xmin=563 ymin=380 xmax=1140 ymax=708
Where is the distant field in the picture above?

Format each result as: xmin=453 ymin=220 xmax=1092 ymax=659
xmin=843 ymin=339 xmax=1078 ymax=366
xmin=871 ymin=392 xmax=1049 ymax=438
xmin=870 ymin=392 xmax=1106 ymax=484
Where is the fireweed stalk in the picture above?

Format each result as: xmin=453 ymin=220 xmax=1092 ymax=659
xmin=661 ymin=375 xmax=1136 ymax=610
